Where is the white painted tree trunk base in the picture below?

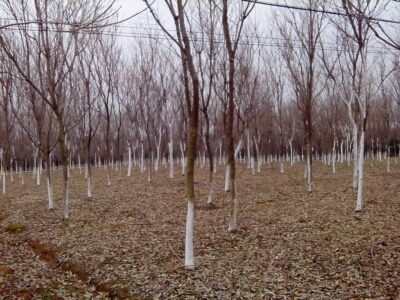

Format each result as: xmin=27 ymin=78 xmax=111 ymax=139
xmin=128 ymin=146 xmax=132 ymax=177
xmin=36 ymin=167 xmax=40 ymax=186
xmin=207 ymin=182 xmax=213 ymax=205
xmin=47 ymin=177 xmax=54 ymax=210
xmin=185 ymin=201 xmax=195 ymax=270
xmin=387 ymin=153 xmax=390 ymax=173
xmin=224 ymin=165 xmax=230 ymax=192
xmin=2 ymin=173 xmax=5 ymax=194
xmin=62 ymin=182 xmax=69 ymax=220
xmin=228 ymin=196 xmax=238 ymax=232
xmin=355 ymin=131 xmax=365 ymax=212
xmin=87 ymin=176 xmax=93 ymax=198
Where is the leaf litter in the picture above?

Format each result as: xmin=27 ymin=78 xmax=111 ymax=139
xmin=0 ymin=160 xmax=399 ymax=299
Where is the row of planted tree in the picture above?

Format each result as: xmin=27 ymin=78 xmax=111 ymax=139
xmin=1 ymin=0 xmax=400 ymax=269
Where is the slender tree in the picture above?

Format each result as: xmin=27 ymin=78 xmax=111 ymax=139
xmin=221 ymin=0 xmax=255 ymax=231
xmin=0 ymin=0 xmax=118 ymax=219
xmin=274 ymin=0 xmax=326 ymax=192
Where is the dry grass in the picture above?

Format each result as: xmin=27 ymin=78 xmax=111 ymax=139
xmin=0 ymin=159 xmax=399 ymax=299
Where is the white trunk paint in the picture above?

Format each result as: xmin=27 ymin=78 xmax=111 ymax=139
xmin=140 ymin=142 xmax=144 ymax=173
xmin=127 ymin=145 xmax=132 ymax=177
xmin=356 ymin=131 xmax=365 ymax=212
xmin=106 ymin=161 xmax=111 ymax=186
xmin=199 ymin=151 xmax=203 ymax=168
xmin=185 ymin=201 xmax=195 ymax=270
xmin=33 ymin=155 xmax=36 ymax=179
xmin=85 ymin=162 xmax=88 ymax=179
xmin=254 ymin=136 xmax=261 ymax=173
xmin=78 ymin=155 xmax=82 ymax=174
xmin=180 ymin=142 xmax=186 ymax=175
xmin=111 ymin=148 xmax=114 ymax=170
xmin=118 ymin=161 xmax=122 ymax=181
xmin=246 ymin=129 xmax=251 ymax=169
xmin=224 ymin=164 xmax=230 ymax=192
xmin=307 ymin=154 xmax=312 ymax=193
xmin=387 ymin=149 xmax=390 ymax=173
xmin=87 ymin=176 xmax=93 ymax=198
xmin=289 ymin=138 xmax=294 ymax=166
xmin=219 ymin=141 xmax=222 ymax=165
xmin=10 ymin=163 xmax=13 ymax=183
xmin=155 ymin=146 xmax=160 ymax=172
xmin=228 ymin=180 xmax=237 ymax=232
xmin=332 ymin=143 xmax=336 ymax=174
xmin=352 ymin=126 xmax=358 ymax=189
xmin=169 ymin=142 xmax=174 ymax=179
xmin=47 ymin=177 xmax=54 ymax=210
xmin=234 ymin=140 xmax=242 ymax=161
xmin=36 ymin=166 xmax=40 ymax=185
xmin=340 ymin=140 xmax=344 ymax=164
xmin=2 ymin=170 xmax=5 ymax=194
xmin=207 ymin=181 xmax=213 ymax=205
xmin=168 ymin=123 xmax=174 ymax=179
xmin=62 ymin=182 xmax=69 ymax=220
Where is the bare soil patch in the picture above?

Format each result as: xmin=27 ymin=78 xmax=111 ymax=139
xmin=0 ymin=160 xmax=399 ymax=299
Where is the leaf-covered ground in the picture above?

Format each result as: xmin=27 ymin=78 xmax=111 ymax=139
xmin=0 ymin=159 xmax=399 ymax=299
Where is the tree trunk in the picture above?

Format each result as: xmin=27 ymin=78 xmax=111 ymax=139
xmin=46 ymin=153 xmax=54 ymax=210
xmin=127 ymin=145 xmax=132 ymax=177
xmin=86 ymin=143 xmax=93 ymax=198
xmin=355 ymin=129 xmax=365 ymax=211
xmin=352 ymin=125 xmax=358 ymax=189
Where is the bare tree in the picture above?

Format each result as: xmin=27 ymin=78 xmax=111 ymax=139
xmin=76 ymin=37 xmax=102 ymax=198
xmin=190 ymin=0 xmax=220 ymax=204
xmin=94 ymin=29 xmax=122 ymax=186
xmin=221 ymin=0 xmax=255 ymax=231
xmin=329 ymin=0 xmax=384 ymax=211
xmin=0 ymin=0 xmax=118 ymax=219
xmin=0 ymin=55 xmax=16 ymax=194
xmin=144 ymin=0 xmax=202 ymax=269
xmin=274 ymin=0 xmax=326 ymax=193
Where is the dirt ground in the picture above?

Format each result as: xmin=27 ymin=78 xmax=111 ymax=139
xmin=0 ymin=159 xmax=399 ymax=299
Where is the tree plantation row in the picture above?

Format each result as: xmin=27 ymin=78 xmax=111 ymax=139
xmin=0 ymin=0 xmax=400 ymax=269
xmin=1 ymin=162 xmax=398 ymax=299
